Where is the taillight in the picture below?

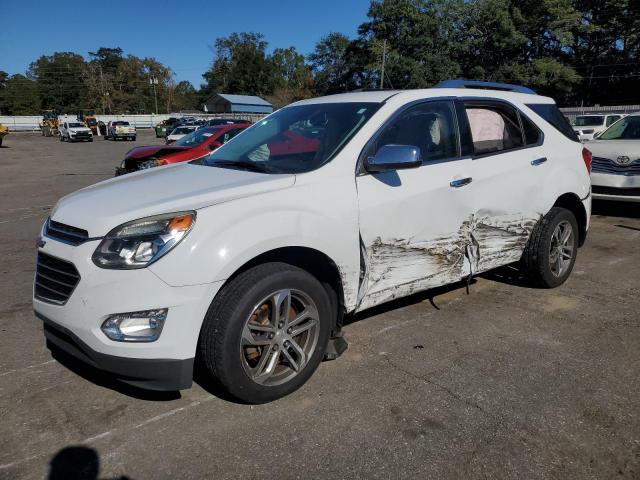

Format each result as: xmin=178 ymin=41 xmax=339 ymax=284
xmin=582 ymin=147 xmax=592 ymax=173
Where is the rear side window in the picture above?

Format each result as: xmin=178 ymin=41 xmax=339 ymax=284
xmin=526 ymin=104 xmax=579 ymax=142
xmin=606 ymin=115 xmax=621 ymax=126
xmin=465 ymin=104 xmax=523 ymax=155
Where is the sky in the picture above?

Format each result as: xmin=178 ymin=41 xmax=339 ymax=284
xmin=0 ymin=0 xmax=371 ymax=87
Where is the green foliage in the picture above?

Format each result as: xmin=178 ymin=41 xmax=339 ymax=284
xmin=202 ymin=33 xmax=275 ymax=97
xmin=0 ymin=74 xmax=41 ymax=115
xmin=3 ymin=1 xmax=639 ymax=114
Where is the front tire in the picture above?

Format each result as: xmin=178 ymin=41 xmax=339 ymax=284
xmin=198 ymin=263 xmax=333 ymax=403
xmin=522 ymin=207 xmax=579 ymax=288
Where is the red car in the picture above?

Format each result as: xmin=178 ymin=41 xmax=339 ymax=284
xmin=115 ymin=124 xmax=251 ymax=175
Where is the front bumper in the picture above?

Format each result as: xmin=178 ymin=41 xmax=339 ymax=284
xmin=39 ymin=312 xmax=194 ymax=390
xmin=591 ymin=172 xmax=640 ymax=202
xmin=33 ymin=239 xmax=223 ymax=390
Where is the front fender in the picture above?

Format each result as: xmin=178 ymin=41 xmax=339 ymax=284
xmin=149 ymin=176 xmax=361 ymax=310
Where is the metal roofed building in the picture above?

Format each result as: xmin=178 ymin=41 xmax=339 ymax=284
xmin=203 ymin=94 xmax=273 ymax=114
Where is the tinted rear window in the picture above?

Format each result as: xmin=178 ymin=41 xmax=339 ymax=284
xmin=526 ymin=104 xmax=578 ymax=142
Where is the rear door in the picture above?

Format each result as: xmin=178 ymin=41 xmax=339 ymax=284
xmin=459 ymin=99 xmax=547 ymax=273
xmin=356 ymin=100 xmax=475 ymax=311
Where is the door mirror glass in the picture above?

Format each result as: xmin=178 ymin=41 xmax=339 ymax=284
xmin=365 ymin=145 xmax=422 ymax=173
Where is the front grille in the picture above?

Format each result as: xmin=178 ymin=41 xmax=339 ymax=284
xmin=592 ymin=186 xmax=640 ymax=197
xmin=35 ymin=252 xmax=81 ymax=305
xmin=73 ymin=131 xmax=91 ymax=137
xmin=592 ymin=157 xmax=640 ymax=176
xmin=45 ymin=219 xmax=89 ymax=245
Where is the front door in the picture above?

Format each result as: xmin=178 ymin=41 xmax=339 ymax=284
xmin=356 ymin=100 xmax=475 ymax=311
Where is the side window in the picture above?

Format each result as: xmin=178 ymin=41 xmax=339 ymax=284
xmin=371 ymin=101 xmax=459 ymax=163
xmin=606 ymin=115 xmax=620 ymax=126
xmin=520 ymin=114 xmax=542 ymax=146
xmin=465 ymin=103 xmax=524 ymax=155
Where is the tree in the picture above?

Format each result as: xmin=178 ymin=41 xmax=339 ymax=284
xmin=268 ymin=47 xmax=314 ymax=107
xmin=28 ymin=52 xmax=87 ymax=113
xmin=308 ymin=33 xmax=354 ymax=94
xmin=0 ymin=74 xmax=41 ymax=115
xmin=202 ymin=32 xmax=275 ymax=96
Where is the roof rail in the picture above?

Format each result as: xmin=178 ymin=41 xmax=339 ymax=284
xmin=434 ymin=79 xmax=536 ymax=95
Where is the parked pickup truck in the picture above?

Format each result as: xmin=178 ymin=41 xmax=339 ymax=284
xmin=59 ymin=121 xmax=93 ymax=142
xmin=35 ymin=80 xmax=591 ymax=404
xmin=106 ymin=121 xmax=136 ymax=141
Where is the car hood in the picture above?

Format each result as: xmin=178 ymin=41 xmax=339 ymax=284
xmin=51 ymin=163 xmax=296 ymax=236
xmin=125 ymin=145 xmax=191 ymax=160
xmin=585 ymin=140 xmax=640 ymax=159
xmin=69 ymin=127 xmax=91 ymax=132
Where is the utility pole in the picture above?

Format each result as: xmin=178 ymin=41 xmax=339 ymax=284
xmin=380 ymin=39 xmax=387 ymax=89
xmin=150 ymin=77 xmax=159 ymax=114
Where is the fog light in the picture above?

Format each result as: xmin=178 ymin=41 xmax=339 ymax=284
xmin=101 ymin=309 xmax=167 ymax=342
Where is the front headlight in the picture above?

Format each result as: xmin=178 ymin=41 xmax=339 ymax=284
xmin=92 ymin=211 xmax=195 ymax=269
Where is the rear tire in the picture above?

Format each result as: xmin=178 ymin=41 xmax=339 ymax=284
xmin=522 ymin=207 xmax=579 ymax=288
xmin=198 ymin=263 xmax=333 ymax=404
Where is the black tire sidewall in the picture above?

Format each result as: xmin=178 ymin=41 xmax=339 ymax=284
xmin=203 ymin=265 xmax=332 ymax=403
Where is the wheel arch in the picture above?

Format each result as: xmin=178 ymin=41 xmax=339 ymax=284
xmin=218 ymin=246 xmax=346 ymax=333
xmin=553 ymin=192 xmax=587 ymax=246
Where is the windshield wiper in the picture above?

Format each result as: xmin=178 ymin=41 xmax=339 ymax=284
xmin=210 ymin=160 xmax=272 ymax=173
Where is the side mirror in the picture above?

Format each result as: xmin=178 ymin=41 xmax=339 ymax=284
xmin=364 ymin=145 xmax=422 ymax=173
xmin=208 ymin=141 xmax=222 ymax=151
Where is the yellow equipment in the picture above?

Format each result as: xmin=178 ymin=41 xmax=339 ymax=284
xmin=0 ymin=124 xmax=8 ymax=147
xmin=41 ymin=110 xmax=59 ymax=137
xmin=84 ymin=115 xmax=98 ymax=134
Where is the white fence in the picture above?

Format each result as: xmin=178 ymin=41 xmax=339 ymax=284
xmin=0 ymin=113 xmax=267 ymax=131
xmin=560 ymin=105 xmax=640 ymax=121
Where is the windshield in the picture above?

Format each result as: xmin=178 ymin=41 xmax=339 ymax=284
xmin=175 ymin=127 xmax=220 ymax=146
xmin=68 ymin=123 xmax=84 ymax=128
xmin=173 ymin=126 xmax=197 ymax=135
xmin=574 ymin=116 xmax=604 ymax=127
xmin=598 ymin=116 xmax=640 ymax=140
xmin=197 ymin=102 xmax=381 ymax=174
xmin=86 ymin=119 xmax=97 ymax=126
xmin=113 ymin=121 xmax=129 ymax=126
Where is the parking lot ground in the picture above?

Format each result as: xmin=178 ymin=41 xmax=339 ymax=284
xmin=0 ymin=130 xmax=639 ymax=479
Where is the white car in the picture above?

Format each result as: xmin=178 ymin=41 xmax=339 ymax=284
xmin=34 ymin=80 xmax=591 ymax=403
xmin=586 ymin=113 xmax=640 ymax=202
xmin=59 ymin=121 xmax=93 ymax=143
xmin=572 ymin=114 xmax=624 ymax=141
xmin=166 ymin=125 xmax=200 ymax=144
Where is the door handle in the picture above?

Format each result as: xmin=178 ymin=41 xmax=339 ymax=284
xmin=450 ymin=177 xmax=472 ymax=188
xmin=531 ymin=157 xmax=547 ymax=166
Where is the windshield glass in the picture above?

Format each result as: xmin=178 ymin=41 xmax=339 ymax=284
xmin=68 ymin=123 xmax=84 ymax=128
xmin=173 ymin=126 xmax=197 ymax=135
xmin=574 ymin=116 xmax=604 ymax=127
xmin=113 ymin=121 xmax=129 ymax=126
xmin=175 ymin=127 xmax=219 ymax=146
xmin=599 ymin=116 xmax=640 ymax=140
xmin=86 ymin=119 xmax=97 ymax=126
xmin=197 ymin=102 xmax=381 ymax=174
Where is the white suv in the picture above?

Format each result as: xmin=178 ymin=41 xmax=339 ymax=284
xmin=572 ymin=114 xmax=624 ymax=141
xmin=34 ymin=81 xmax=591 ymax=403
xmin=59 ymin=121 xmax=93 ymax=143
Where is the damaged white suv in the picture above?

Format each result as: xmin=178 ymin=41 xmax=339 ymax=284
xmin=34 ymin=80 xmax=591 ymax=403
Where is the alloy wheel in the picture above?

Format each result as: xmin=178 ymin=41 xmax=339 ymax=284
xmin=240 ymin=289 xmax=320 ymax=386
xmin=549 ymin=220 xmax=574 ymax=277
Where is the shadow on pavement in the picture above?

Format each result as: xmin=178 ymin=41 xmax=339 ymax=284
xmin=49 ymin=347 xmax=180 ymax=402
xmin=48 ymin=446 xmax=130 ymax=480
